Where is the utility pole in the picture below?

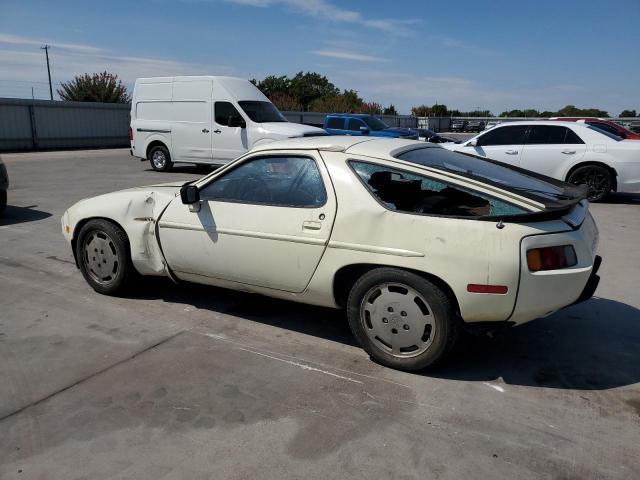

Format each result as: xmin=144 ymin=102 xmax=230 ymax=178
xmin=41 ymin=45 xmax=53 ymax=100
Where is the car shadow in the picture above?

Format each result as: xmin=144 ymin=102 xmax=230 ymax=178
xmin=0 ymin=204 xmax=52 ymax=226
xmin=600 ymin=192 xmax=640 ymax=205
xmin=131 ymin=279 xmax=640 ymax=390
xmin=429 ymin=297 xmax=640 ymax=390
xmin=143 ymin=165 xmax=219 ymax=175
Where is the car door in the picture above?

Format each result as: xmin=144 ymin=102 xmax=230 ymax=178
xmin=456 ymin=125 xmax=528 ymax=167
xmin=211 ymin=101 xmax=248 ymax=162
xmin=170 ymin=81 xmax=213 ymax=163
xmin=347 ymin=118 xmax=367 ymax=136
xmin=520 ymin=125 xmax=586 ymax=179
xmin=157 ymin=152 xmax=336 ymax=293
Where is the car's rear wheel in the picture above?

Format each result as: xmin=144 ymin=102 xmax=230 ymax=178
xmin=347 ymin=268 xmax=458 ymax=371
xmin=149 ymin=145 xmax=173 ymax=172
xmin=567 ymin=165 xmax=612 ymax=202
xmin=77 ymin=219 xmax=135 ymax=295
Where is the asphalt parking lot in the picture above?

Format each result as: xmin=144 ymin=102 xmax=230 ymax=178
xmin=1 ymin=149 xmax=639 ymax=479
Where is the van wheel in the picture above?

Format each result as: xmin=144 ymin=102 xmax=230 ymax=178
xmin=149 ymin=145 xmax=172 ymax=172
xmin=347 ymin=268 xmax=458 ymax=371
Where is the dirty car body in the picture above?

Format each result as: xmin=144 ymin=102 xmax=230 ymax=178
xmin=62 ymin=137 xmax=601 ymax=371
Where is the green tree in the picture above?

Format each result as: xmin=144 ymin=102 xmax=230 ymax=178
xmin=383 ymin=104 xmax=398 ymax=115
xmin=431 ymin=103 xmax=448 ymax=117
xmin=251 ymin=75 xmax=291 ymax=99
xmin=289 ymin=72 xmax=340 ymax=110
xmin=357 ymin=102 xmax=383 ymax=115
xmin=411 ymin=105 xmax=432 ymax=117
xmin=57 ymin=71 xmax=130 ymax=103
xmin=620 ymin=109 xmax=637 ymax=117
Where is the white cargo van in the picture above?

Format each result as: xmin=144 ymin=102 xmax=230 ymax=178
xmin=130 ymin=76 xmax=326 ymax=171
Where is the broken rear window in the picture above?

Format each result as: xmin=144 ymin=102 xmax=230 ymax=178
xmin=350 ymin=161 xmax=527 ymax=218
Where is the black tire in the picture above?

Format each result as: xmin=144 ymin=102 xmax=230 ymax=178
xmin=567 ymin=165 xmax=612 ymax=202
xmin=76 ymin=219 xmax=136 ymax=295
xmin=0 ymin=190 xmax=6 ymax=215
xmin=148 ymin=145 xmax=173 ymax=172
xmin=346 ymin=268 xmax=458 ymax=371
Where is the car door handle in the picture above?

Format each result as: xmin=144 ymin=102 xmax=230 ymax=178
xmin=302 ymin=221 xmax=322 ymax=231
xmin=562 ymin=150 xmax=576 ymax=154
xmin=505 ymin=150 xmax=518 ymax=155
xmin=202 ymin=128 xmax=210 ymax=133
xmin=213 ymin=129 xmax=222 ymax=134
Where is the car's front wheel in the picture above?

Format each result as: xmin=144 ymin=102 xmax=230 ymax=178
xmin=567 ymin=165 xmax=612 ymax=202
xmin=347 ymin=268 xmax=458 ymax=371
xmin=76 ymin=219 xmax=136 ymax=295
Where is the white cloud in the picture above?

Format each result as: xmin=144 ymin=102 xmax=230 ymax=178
xmin=311 ymin=49 xmax=386 ymax=62
xmin=224 ymin=0 xmax=414 ymax=34
xmin=0 ymin=33 xmax=103 ymax=53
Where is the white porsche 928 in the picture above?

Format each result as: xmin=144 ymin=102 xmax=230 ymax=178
xmin=62 ymin=137 xmax=601 ymax=371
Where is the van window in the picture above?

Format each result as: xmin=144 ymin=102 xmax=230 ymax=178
xmin=350 ymin=161 xmax=527 ymax=218
xmin=201 ymin=156 xmax=326 ymax=207
xmin=238 ymin=101 xmax=287 ymax=123
xmin=215 ymin=102 xmax=243 ymax=126
xmin=172 ymin=101 xmax=208 ymax=123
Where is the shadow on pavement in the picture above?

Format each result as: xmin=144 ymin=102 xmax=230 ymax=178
xmin=0 ymin=204 xmax=52 ymax=226
xmin=600 ymin=192 xmax=640 ymax=205
xmin=430 ymin=297 xmax=640 ymax=390
xmin=132 ymin=279 xmax=640 ymax=390
xmin=143 ymin=164 xmax=218 ymax=175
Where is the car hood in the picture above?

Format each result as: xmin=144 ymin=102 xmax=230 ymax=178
xmin=257 ymin=122 xmax=327 ymax=137
xmin=384 ymin=127 xmax=416 ymax=137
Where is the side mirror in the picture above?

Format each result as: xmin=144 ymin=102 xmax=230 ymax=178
xmin=228 ymin=115 xmax=246 ymax=128
xmin=359 ymin=126 xmax=370 ymax=135
xmin=180 ymin=184 xmax=200 ymax=205
xmin=467 ymin=138 xmax=478 ymax=147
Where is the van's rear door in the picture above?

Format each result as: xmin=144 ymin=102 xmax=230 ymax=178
xmin=171 ymin=80 xmax=213 ymax=163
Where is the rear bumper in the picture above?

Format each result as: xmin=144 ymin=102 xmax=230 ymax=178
xmin=571 ymin=255 xmax=601 ymax=305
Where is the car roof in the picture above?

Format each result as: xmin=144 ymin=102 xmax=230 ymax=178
xmin=326 ymin=113 xmax=373 ymax=118
xmin=249 ymin=135 xmax=418 ymax=154
xmin=490 ymin=120 xmax=584 ymax=128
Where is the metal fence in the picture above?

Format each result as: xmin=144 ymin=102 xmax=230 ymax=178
xmin=2 ymin=97 xmax=636 ymax=151
xmin=0 ymin=98 xmax=130 ymax=151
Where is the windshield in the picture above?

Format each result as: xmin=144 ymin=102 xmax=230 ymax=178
xmin=238 ymin=101 xmax=287 ymax=123
xmin=395 ymin=146 xmax=572 ymax=202
xmin=362 ymin=116 xmax=389 ymax=131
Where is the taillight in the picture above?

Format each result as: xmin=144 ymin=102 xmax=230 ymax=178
xmin=129 ymin=127 xmax=133 ymax=141
xmin=527 ymin=245 xmax=577 ymax=272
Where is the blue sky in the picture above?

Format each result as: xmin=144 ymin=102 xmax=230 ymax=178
xmin=0 ymin=0 xmax=638 ymax=115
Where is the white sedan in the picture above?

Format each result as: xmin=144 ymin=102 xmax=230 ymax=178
xmin=444 ymin=120 xmax=640 ymax=201
xmin=62 ymin=137 xmax=601 ymax=371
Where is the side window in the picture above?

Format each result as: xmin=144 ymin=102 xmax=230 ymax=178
xmin=215 ymin=102 xmax=242 ymax=126
xmin=526 ymin=125 xmax=567 ymax=145
xmin=347 ymin=118 xmax=366 ymax=131
xmin=477 ymin=126 xmax=528 ymax=146
xmin=350 ymin=161 xmax=527 ymax=218
xmin=588 ymin=122 xmax=619 ymax=137
xmin=564 ymin=128 xmax=585 ymax=144
xmin=326 ymin=117 xmax=344 ymax=130
xmin=200 ymin=156 xmax=327 ymax=207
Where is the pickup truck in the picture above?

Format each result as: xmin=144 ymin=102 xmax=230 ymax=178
xmin=323 ymin=114 xmax=418 ymax=139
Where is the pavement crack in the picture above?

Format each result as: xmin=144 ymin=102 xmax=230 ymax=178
xmin=0 ymin=331 xmax=184 ymax=424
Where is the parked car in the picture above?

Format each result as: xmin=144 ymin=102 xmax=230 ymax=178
xmin=443 ymin=121 xmax=640 ymax=201
xmin=484 ymin=120 xmax=501 ymax=131
xmin=62 ymin=136 xmax=600 ymax=371
xmin=130 ymin=76 xmax=326 ymax=171
xmin=626 ymin=122 xmax=640 ymax=135
xmin=413 ymin=128 xmax=458 ymax=144
xmin=465 ymin=119 xmax=486 ymax=132
xmin=548 ymin=117 xmax=640 ymax=140
xmin=450 ymin=119 xmax=468 ymax=132
xmin=323 ymin=114 xmax=418 ymax=139
xmin=0 ymin=156 xmax=8 ymax=215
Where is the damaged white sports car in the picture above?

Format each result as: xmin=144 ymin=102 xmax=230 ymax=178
xmin=62 ymin=137 xmax=601 ymax=371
